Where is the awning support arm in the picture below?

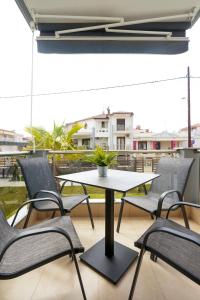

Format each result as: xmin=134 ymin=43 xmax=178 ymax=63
xmin=44 ymin=11 xmax=196 ymax=38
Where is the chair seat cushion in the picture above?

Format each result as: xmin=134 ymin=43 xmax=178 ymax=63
xmin=62 ymin=194 xmax=88 ymax=211
xmin=34 ymin=194 xmax=88 ymax=212
xmin=123 ymin=192 xmax=177 ymax=214
xmin=135 ymin=218 xmax=200 ymax=284
xmin=0 ymin=216 xmax=84 ymax=278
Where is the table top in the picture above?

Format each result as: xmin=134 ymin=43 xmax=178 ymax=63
xmin=57 ymin=169 xmax=159 ymax=192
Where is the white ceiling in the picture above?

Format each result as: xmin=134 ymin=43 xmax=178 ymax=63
xmin=24 ymin=0 xmax=200 ymax=23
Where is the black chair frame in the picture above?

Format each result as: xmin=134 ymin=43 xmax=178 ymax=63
xmin=18 ymin=158 xmax=94 ymax=229
xmin=128 ymin=202 xmax=200 ymax=300
xmin=0 ymin=199 xmax=87 ymax=300
xmin=117 ymin=158 xmax=194 ymax=233
xmin=117 ymin=189 xmax=190 ymax=233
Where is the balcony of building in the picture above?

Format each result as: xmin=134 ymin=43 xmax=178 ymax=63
xmin=113 ymin=125 xmax=132 ymax=133
xmin=95 ymin=129 xmax=109 ymax=138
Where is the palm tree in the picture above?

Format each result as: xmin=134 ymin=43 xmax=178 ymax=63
xmin=25 ymin=122 xmax=82 ymax=150
xmin=25 ymin=122 xmax=83 ymax=175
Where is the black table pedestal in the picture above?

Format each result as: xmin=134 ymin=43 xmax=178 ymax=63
xmin=80 ymin=238 xmax=138 ymax=284
xmin=56 ymin=170 xmax=159 ymax=283
xmin=80 ymin=188 xmax=138 ymax=283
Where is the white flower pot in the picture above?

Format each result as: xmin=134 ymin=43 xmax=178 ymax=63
xmin=97 ymin=166 xmax=108 ymax=177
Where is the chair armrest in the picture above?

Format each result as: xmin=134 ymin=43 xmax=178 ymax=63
xmin=166 ymin=202 xmax=200 ymax=219
xmin=156 ymin=189 xmax=182 ymax=218
xmin=142 ymin=226 xmax=200 ymax=250
xmin=60 ymin=180 xmax=69 ymax=194
xmin=11 ymin=198 xmax=65 ymax=227
xmin=34 ymin=190 xmax=64 ymax=209
xmin=60 ymin=180 xmax=89 ymax=196
xmin=0 ymin=226 xmax=75 ymax=263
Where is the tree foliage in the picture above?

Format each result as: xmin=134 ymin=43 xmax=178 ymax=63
xmin=25 ymin=122 xmax=82 ymax=150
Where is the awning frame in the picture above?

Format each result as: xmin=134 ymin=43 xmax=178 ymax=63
xmin=52 ymin=12 xmax=194 ymax=39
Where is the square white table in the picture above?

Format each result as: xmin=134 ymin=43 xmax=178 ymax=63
xmin=57 ymin=169 xmax=159 ymax=284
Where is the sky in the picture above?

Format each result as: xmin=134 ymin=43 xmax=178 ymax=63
xmin=0 ymin=1 xmax=200 ymax=135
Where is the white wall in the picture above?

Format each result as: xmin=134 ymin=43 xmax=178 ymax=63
xmin=109 ymin=114 xmax=133 ymax=150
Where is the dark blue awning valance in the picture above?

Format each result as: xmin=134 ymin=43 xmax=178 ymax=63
xmin=37 ymin=22 xmax=189 ymax=54
xmin=37 ymin=39 xmax=188 ymax=55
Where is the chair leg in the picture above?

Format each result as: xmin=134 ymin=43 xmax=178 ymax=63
xmin=23 ymin=205 xmax=33 ymax=228
xmin=150 ymin=253 xmax=157 ymax=262
xmin=128 ymin=248 xmax=145 ymax=300
xmin=150 ymin=213 xmax=154 ymax=220
xmin=150 ymin=212 xmax=157 ymax=261
xmin=72 ymin=253 xmax=87 ymax=300
xmin=51 ymin=211 xmax=56 ymax=219
xmin=143 ymin=184 xmax=147 ymax=195
xmin=69 ymin=253 xmax=74 ymax=260
xmin=116 ymin=199 xmax=125 ymax=233
xmin=181 ymin=205 xmax=190 ymax=229
xmin=86 ymin=198 xmax=94 ymax=229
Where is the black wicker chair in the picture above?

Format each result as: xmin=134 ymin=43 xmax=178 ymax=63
xmin=18 ymin=157 xmax=94 ymax=229
xmin=128 ymin=202 xmax=200 ymax=299
xmin=117 ymin=157 xmax=194 ymax=232
xmin=0 ymin=199 xmax=87 ymax=300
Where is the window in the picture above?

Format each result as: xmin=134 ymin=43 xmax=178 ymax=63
xmin=152 ymin=141 xmax=161 ymax=150
xmin=73 ymin=139 xmax=78 ymax=146
xmin=155 ymin=141 xmax=161 ymax=150
xmin=101 ymin=121 xmax=105 ymax=128
xmin=117 ymin=119 xmax=125 ymax=131
xmin=82 ymin=139 xmax=90 ymax=149
xmin=138 ymin=141 xmax=147 ymax=150
xmin=117 ymin=137 xmax=125 ymax=150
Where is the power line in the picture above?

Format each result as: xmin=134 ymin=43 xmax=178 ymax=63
xmin=0 ymin=75 xmax=200 ymax=100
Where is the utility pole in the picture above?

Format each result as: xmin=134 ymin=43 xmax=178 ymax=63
xmin=187 ymin=66 xmax=192 ymax=147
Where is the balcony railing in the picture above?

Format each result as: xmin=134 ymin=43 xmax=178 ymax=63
xmin=112 ymin=125 xmax=131 ymax=132
xmin=0 ymin=136 xmax=26 ymax=142
xmin=0 ymin=149 xmax=178 ymax=180
xmin=96 ymin=129 xmax=108 ymax=133
xmin=116 ymin=125 xmax=125 ymax=131
xmin=0 ymin=148 xmax=199 ymax=221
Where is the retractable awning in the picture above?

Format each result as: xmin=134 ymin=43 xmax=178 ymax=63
xmin=15 ymin=0 xmax=200 ymax=54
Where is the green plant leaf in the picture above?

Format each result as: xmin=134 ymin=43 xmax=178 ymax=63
xmin=83 ymin=146 xmax=117 ymax=166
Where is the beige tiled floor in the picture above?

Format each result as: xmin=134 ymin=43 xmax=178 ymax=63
xmin=0 ymin=217 xmax=200 ymax=300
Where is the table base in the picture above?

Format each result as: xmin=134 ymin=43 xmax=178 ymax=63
xmin=80 ymin=238 xmax=138 ymax=284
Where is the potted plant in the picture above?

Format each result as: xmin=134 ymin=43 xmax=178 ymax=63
xmin=84 ymin=146 xmax=117 ymax=177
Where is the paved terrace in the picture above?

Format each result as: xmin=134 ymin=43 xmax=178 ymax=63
xmin=0 ymin=217 xmax=199 ymax=300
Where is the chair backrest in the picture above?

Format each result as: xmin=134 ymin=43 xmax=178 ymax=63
xmin=18 ymin=157 xmax=58 ymax=199
xmin=0 ymin=211 xmax=14 ymax=254
xmin=150 ymin=157 xmax=194 ymax=197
